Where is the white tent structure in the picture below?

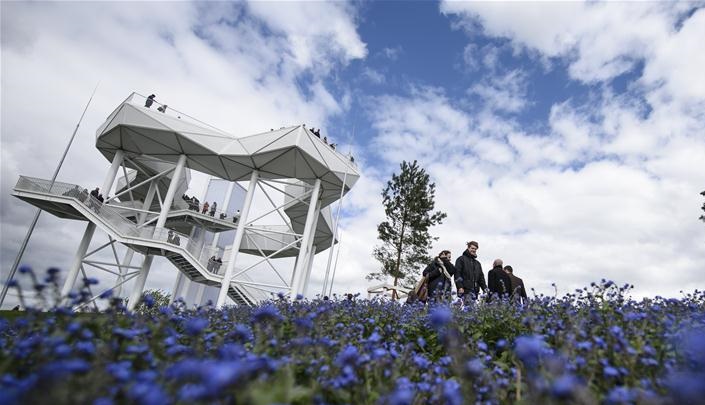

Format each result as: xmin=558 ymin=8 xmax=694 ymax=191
xmin=11 ymin=92 xmax=359 ymax=309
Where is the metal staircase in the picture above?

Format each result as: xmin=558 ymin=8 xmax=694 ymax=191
xmin=12 ymin=175 xmax=250 ymax=305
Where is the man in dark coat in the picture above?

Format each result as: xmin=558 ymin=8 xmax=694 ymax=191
xmin=454 ymin=241 xmax=486 ymax=302
xmin=504 ymin=265 xmax=527 ymax=304
xmin=487 ymin=258 xmax=513 ymax=300
xmin=422 ymin=250 xmax=456 ymax=302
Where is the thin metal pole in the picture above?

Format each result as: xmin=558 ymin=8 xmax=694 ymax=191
xmin=328 ymin=231 xmax=343 ymax=297
xmin=322 ymin=169 xmax=349 ymax=295
xmin=1 ymin=83 xmax=99 ymax=308
xmin=322 ymin=126 xmax=355 ymax=296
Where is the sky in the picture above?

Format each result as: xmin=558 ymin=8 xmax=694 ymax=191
xmin=1 ymin=1 xmax=704 ymax=307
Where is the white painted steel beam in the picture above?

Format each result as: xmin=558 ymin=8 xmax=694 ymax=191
xmin=127 ymin=255 xmax=154 ymax=311
xmin=101 ymin=150 xmax=124 ymax=197
xmin=216 ymin=170 xmax=259 ymax=307
xmin=155 ymin=154 xmax=186 ymax=230
xmin=61 ymin=222 xmax=97 ymax=302
xmin=290 ymin=178 xmax=321 ymax=297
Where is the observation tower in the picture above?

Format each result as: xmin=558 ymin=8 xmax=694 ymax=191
xmin=10 ymin=93 xmax=359 ymax=309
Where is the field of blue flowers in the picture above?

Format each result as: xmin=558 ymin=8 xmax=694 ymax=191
xmin=1 ymin=268 xmax=704 ymax=405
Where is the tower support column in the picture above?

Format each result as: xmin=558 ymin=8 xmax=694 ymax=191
xmin=61 ymin=222 xmax=97 ymax=301
xmin=155 ymin=154 xmax=187 ymax=230
xmin=216 ymin=170 xmax=259 ymax=308
xmin=101 ymin=150 xmax=124 ymax=197
xmin=127 ymin=255 xmax=154 ymax=311
xmin=116 ymin=180 xmax=157 ymax=297
xmin=290 ymin=179 xmax=321 ymax=297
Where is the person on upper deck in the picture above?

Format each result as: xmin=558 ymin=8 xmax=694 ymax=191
xmin=145 ymin=94 xmax=156 ymax=108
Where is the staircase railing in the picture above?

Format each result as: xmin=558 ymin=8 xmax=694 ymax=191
xmin=15 ymin=176 xmax=223 ymax=276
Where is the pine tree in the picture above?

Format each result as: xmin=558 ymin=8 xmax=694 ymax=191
xmin=700 ymin=190 xmax=705 ymax=223
xmin=368 ymin=160 xmax=446 ymax=299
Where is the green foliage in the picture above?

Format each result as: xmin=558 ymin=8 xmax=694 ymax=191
xmin=700 ymin=190 xmax=705 ymax=223
xmin=369 ymin=160 xmax=447 ymax=289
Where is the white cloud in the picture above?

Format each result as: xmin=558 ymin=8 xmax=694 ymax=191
xmin=469 ymin=69 xmax=529 ymax=113
xmin=328 ymin=0 xmax=705 ymax=299
xmin=246 ymin=1 xmax=367 ymax=72
xmin=334 ymin=32 xmax=705 ymax=298
xmin=362 ymin=67 xmax=385 ymax=84
xmin=380 ymin=46 xmax=402 ymax=60
xmin=0 ymin=1 xmax=366 ymax=307
xmin=441 ymin=2 xmax=698 ymax=84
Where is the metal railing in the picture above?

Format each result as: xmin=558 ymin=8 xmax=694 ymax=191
xmin=14 ymin=176 xmax=223 ymax=275
xmin=174 ymin=198 xmax=241 ymax=225
xmin=124 ymin=92 xmax=232 ymax=136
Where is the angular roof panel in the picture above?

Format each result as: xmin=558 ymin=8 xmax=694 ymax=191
xmin=96 ymin=95 xmax=360 ymax=209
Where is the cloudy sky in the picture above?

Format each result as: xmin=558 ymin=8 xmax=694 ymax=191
xmin=1 ymin=1 xmax=704 ymax=307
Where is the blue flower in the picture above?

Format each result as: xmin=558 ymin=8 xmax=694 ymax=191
xmin=125 ymin=344 xmax=149 ymax=355
xmin=83 ymin=277 xmax=99 ymax=286
xmin=40 ymin=359 xmax=90 ymax=379
xmin=389 ymin=378 xmax=415 ymax=405
xmin=53 ymin=344 xmax=72 ymax=358
xmin=251 ymin=305 xmax=282 ymax=323
xmin=603 ymin=366 xmax=619 ymax=378
xmin=551 ymin=374 xmax=579 ymax=399
xmin=106 ymin=361 xmax=132 ymax=382
xmin=605 ymin=386 xmax=635 ymax=404
xmin=413 ymin=354 xmax=431 ymax=369
xmin=184 ymin=317 xmax=209 ymax=336
xmin=127 ymin=382 xmax=169 ymax=405
xmin=335 ymin=345 xmax=359 ymax=368
xmin=75 ymin=341 xmax=96 ymax=356
xmin=177 ymin=384 xmax=210 ymax=401
xmin=428 ymin=306 xmax=452 ymax=328
xmin=113 ymin=327 xmax=143 ymax=340
xmin=442 ymin=379 xmax=462 ymax=405
xmin=514 ymin=335 xmax=544 ymax=369
xmin=665 ymin=371 xmax=705 ymax=403
xmin=228 ymin=324 xmax=253 ymax=343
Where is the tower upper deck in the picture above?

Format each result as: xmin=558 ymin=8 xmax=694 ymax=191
xmin=95 ymin=93 xmax=359 ymax=208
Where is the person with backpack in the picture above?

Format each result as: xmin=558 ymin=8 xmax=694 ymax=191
xmin=423 ymin=250 xmax=456 ymax=302
xmin=455 ymin=241 xmax=487 ymax=303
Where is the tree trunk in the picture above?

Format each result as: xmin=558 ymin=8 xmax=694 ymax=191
xmin=392 ymin=276 xmax=398 ymax=301
xmin=393 ymin=213 xmax=407 ymax=302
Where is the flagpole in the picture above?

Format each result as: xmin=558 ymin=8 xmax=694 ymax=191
xmin=322 ymin=125 xmax=355 ymax=296
xmin=1 ymin=83 xmax=100 ymax=308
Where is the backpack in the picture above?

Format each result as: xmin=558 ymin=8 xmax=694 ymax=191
xmin=406 ymin=275 xmax=429 ymax=304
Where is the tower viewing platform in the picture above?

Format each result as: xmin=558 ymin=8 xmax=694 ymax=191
xmin=10 ymin=92 xmax=360 ymax=309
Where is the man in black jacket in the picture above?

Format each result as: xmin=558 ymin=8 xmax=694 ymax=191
xmin=454 ymin=241 xmax=486 ymax=302
xmin=504 ymin=265 xmax=527 ymax=304
xmin=422 ymin=250 xmax=456 ymax=302
xmin=487 ymin=258 xmax=513 ymax=300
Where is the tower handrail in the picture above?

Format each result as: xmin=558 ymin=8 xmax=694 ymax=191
xmin=128 ymin=92 xmax=232 ymax=136
xmin=14 ymin=176 xmax=223 ymax=275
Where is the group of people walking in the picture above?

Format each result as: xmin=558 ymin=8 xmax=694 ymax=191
xmin=420 ymin=241 xmax=527 ymax=304
xmin=63 ymin=185 xmax=106 ymax=213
